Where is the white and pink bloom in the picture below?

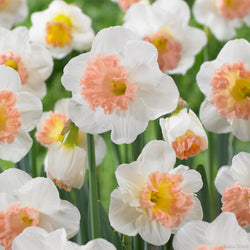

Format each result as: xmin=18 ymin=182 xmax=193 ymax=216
xmin=123 ymin=0 xmax=207 ymax=74
xmin=29 ymin=0 xmax=95 ymax=59
xmin=112 ymin=0 xmax=148 ymax=10
xmin=160 ymin=107 xmax=208 ymax=160
xmin=0 ymin=65 xmax=42 ymax=163
xmin=12 ymin=227 xmax=116 ymax=250
xmin=193 ymin=0 xmax=250 ymax=41
xmin=109 ymin=140 xmax=203 ymax=245
xmin=197 ymin=39 xmax=250 ymax=141
xmin=215 ymin=152 xmax=250 ymax=231
xmin=0 ymin=168 xmax=80 ymax=250
xmin=35 ymin=98 xmax=107 ymax=191
xmin=62 ymin=26 xmax=179 ymax=144
xmin=0 ymin=0 xmax=28 ymax=29
xmin=0 ymin=27 xmax=53 ymax=99
xmin=173 ymin=212 xmax=250 ymax=250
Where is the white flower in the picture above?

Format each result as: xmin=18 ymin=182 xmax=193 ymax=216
xmin=0 ymin=27 xmax=53 ymax=99
xmin=0 ymin=0 xmax=28 ymax=29
xmin=61 ymin=26 xmax=179 ymax=144
xmin=0 ymin=168 xmax=80 ymax=250
xmin=0 ymin=65 xmax=42 ymax=163
xmin=112 ymin=0 xmax=149 ymax=10
xmin=45 ymin=139 xmax=87 ymax=191
xmin=160 ymin=108 xmax=208 ymax=160
xmin=197 ymin=39 xmax=250 ymax=141
xmin=123 ymin=0 xmax=207 ymax=74
xmin=193 ymin=0 xmax=250 ymax=41
xmin=35 ymin=98 xmax=107 ymax=166
xmin=109 ymin=140 xmax=203 ymax=246
xmin=215 ymin=152 xmax=250 ymax=231
xmin=173 ymin=212 xmax=250 ymax=250
xmin=29 ymin=0 xmax=95 ymax=59
xmin=12 ymin=227 xmax=116 ymax=250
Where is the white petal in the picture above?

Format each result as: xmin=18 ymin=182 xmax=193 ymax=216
xmin=15 ymin=177 xmax=61 ymax=213
xmin=45 ymin=142 xmax=87 ymax=189
xmin=124 ymin=3 xmax=161 ymax=38
xmin=109 ymin=189 xmax=140 ymax=236
xmin=69 ymin=96 xmax=111 ymax=134
xmin=231 ymin=152 xmax=250 ymax=187
xmin=199 ymin=99 xmax=231 ymax=133
xmin=61 ymin=52 xmax=91 ymax=93
xmin=94 ymin=135 xmax=107 ymax=166
xmin=217 ymin=39 xmax=250 ymax=64
xmin=44 ymin=199 xmax=81 ymax=239
xmin=110 ymin=100 xmax=148 ymax=144
xmin=196 ymin=60 xmax=220 ymax=97
xmin=54 ymin=98 xmax=70 ymax=117
xmin=0 ymin=130 xmax=32 ymax=163
xmin=16 ymin=92 xmax=42 ymax=132
xmin=214 ymin=166 xmax=235 ymax=195
xmin=91 ymin=26 xmax=139 ymax=56
xmin=0 ymin=168 xmax=32 ymax=193
xmin=115 ymin=161 xmax=146 ymax=206
xmin=173 ymin=220 xmax=208 ymax=250
xmin=138 ymin=74 xmax=179 ymax=120
xmin=137 ymin=140 xmax=176 ymax=174
xmin=12 ymin=227 xmax=67 ymax=250
xmin=82 ymin=239 xmax=116 ymax=250
xmin=0 ymin=65 xmax=22 ymax=92
xmin=136 ymin=213 xmax=171 ymax=246
xmin=153 ymin=0 xmax=190 ymax=25
xmin=231 ymin=119 xmax=250 ymax=142
xmin=170 ymin=165 xmax=203 ymax=194
xmin=207 ymin=212 xmax=249 ymax=246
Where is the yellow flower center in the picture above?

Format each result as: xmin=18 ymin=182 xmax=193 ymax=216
xmin=111 ymin=80 xmax=127 ymax=96
xmin=20 ymin=212 xmax=33 ymax=226
xmin=150 ymin=180 xmax=174 ymax=214
xmin=46 ymin=14 xmax=73 ymax=47
xmin=140 ymin=171 xmax=194 ymax=228
xmin=0 ymin=0 xmax=8 ymax=10
xmin=152 ymin=36 xmax=168 ymax=52
xmin=4 ymin=60 xmax=18 ymax=71
xmin=230 ymin=74 xmax=250 ymax=101
xmin=224 ymin=0 xmax=234 ymax=8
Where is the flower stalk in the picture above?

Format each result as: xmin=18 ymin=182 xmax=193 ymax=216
xmin=87 ymin=133 xmax=100 ymax=239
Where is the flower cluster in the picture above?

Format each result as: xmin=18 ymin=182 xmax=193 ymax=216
xmin=0 ymin=0 xmax=249 ymax=249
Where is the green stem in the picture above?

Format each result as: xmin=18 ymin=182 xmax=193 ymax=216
xmin=207 ymin=132 xmax=217 ymax=220
xmin=87 ymin=134 xmax=100 ymax=239
xmin=30 ymin=130 xmax=37 ymax=177
xmin=123 ymin=235 xmax=132 ymax=250
xmin=133 ymin=235 xmax=144 ymax=250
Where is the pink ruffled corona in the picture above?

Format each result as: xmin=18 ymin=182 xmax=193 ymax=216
xmin=195 ymin=245 xmax=226 ymax=250
xmin=139 ymin=171 xmax=194 ymax=228
xmin=172 ymin=129 xmax=205 ymax=160
xmin=216 ymin=0 xmax=250 ymax=20
xmin=221 ymin=182 xmax=250 ymax=227
xmin=0 ymin=202 xmax=40 ymax=250
xmin=209 ymin=61 xmax=250 ymax=120
xmin=143 ymin=31 xmax=182 ymax=72
xmin=0 ymin=89 xmax=21 ymax=144
xmin=118 ymin=0 xmax=141 ymax=10
xmin=35 ymin=112 xmax=67 ymax=146
xmin=0 ymin=51 xmax=28 ymax=85
xmin=80 ymin=52 xmax=137 ymax=114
